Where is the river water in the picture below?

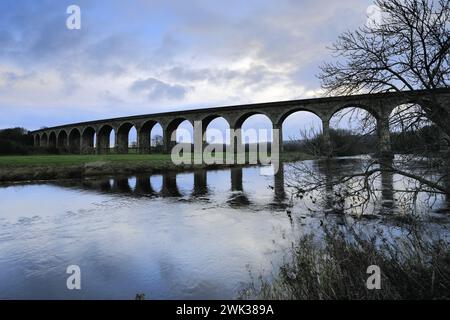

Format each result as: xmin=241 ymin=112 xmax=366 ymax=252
xmin=0 ymin=158 xmax=448 ymax=299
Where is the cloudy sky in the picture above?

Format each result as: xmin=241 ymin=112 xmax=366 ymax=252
xmin=0 ymin=0 xmax=374 ymax=138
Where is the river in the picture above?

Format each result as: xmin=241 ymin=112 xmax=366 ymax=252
xmin=0 ymin=158 xmax=448 ymax=299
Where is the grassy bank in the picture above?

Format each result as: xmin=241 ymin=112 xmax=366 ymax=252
xmin=0 ymin=154 xmax=173 ymax=167
xmin=0 ymin=152 xmax=314 ymax=182
xmin=240 ymin=225 xmax=450 ymax=300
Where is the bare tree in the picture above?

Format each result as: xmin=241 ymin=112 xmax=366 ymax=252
xmin=319 ymin=0 xmax=450 ymax=135
xmin=288 ymin=0 xmax=450 ymax=215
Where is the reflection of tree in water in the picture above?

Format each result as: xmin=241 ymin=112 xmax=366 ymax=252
xmin=286 ymin=156 xmax=449 ymax=216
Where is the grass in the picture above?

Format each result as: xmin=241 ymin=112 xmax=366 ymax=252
xmin=0 ymin=151 xmax=314 ymax=168
xmin=0 ymin=153 xmax=173 ymax=167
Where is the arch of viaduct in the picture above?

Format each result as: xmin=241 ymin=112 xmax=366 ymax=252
xmin=31 ymin=89 xmax=450 ymax=158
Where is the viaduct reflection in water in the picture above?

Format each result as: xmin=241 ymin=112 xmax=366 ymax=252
xmin=50 ymin=160 xmax=415 ymax=213
xmin=54 ymin=166 xmax=290 ymax=208
xmin=314 ymin=158 xmax=398 ymax=214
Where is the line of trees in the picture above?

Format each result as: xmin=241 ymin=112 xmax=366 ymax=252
xmin=284 ymin=129 xmax=377 ymax=156
xmin=0 ymin=127 xmax=37 ymax=155
xmin=283 ymin=124 xmax=441 ymax=157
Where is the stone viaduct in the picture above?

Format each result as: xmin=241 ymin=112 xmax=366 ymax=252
xmin=30 ymin=89 xmax=450 ymax=158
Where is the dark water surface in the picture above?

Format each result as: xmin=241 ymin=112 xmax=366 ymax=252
xmin=0 ymin=159 xmax=448 ymax=299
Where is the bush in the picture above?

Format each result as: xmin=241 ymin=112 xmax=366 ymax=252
xmin=241 ymin=225 xmax=450 ymax=300
xmin=0 ymin=127 xmax=35 ymax=155
xmin=0 ymin=139 xmax=30 ymax=155
xmin=285 ymin=129 xmax=378 ymax=157
xmin=391 ymin=125 xmax=440 ymax=154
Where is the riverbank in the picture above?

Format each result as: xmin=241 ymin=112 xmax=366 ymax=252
xmin=0 ymin=152 xmax=314 ymax=183
xmin=241 ymin=224 xmax=450 ymax=300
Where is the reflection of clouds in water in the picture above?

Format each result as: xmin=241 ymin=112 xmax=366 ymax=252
xmin=176 ymin=173 xmax=194 ymax=196
xmin=0 ymin=184 xmax=110 ymax=223
xmin=128 ymin=177 xmax=136 ymax=191
xmin=150 ymin=175 xmax=163 ymax=193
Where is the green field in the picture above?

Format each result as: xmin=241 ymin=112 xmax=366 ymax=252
xmin=0 ymin=153 xmax=174 ymax=167
xmin=0 ymin=152 xmax=314 ymax=167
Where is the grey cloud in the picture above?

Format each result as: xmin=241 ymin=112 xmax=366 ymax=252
xmin=130 ymin=77 xmax=190 ymax=100
xmin=166 ymin=66 xmax=239 ymax=83
xmin=81 ymin=34 xmax=144 ymax=76
xmin=165 ymin=64 xmax=284 ymax=91
xmin=0 ymin=1 xmax=144 ymax=77
xmin=0 ymin=71 xmax=38 ymax=92
xmin=99 ymin=90 xmax=125 ymax=106
xmin=162 ymin=0 xmax=373 ymax=89
xmin=1 ymin=71 xmax=36 ymax=82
